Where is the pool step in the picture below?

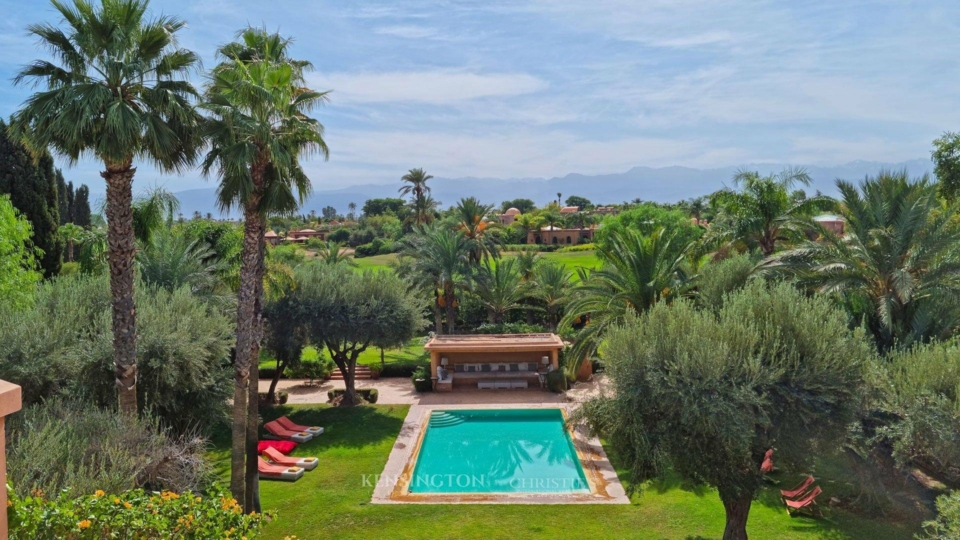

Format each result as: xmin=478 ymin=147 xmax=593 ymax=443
xmin=429 ymin=411 xmax=465 ymax=428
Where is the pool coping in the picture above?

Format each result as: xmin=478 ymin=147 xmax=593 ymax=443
xmin=370 ymin=403 xmax=629 ymax=504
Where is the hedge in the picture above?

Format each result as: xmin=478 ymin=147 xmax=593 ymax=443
xmin=327 ymin=388 xmax=379 ymax=404
xmin=378 ymin=360 xmax=429 ymax=378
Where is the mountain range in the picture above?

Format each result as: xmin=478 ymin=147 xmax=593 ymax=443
xmin=167 ymin=159 xmax=934 ymax=218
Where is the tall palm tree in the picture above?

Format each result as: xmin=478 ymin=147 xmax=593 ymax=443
xmin=474 ymin=258 xmax=535 ymax=323
xmin=761 ymin=171 xmax=960 ymax=351
xmin=533 ymin=261 xmax=572 ymax=330
xmin=708 ymin=167 xmax=834 ymax=256
xmin=399 ymin=168 xmax=433 ymax=225
xmin=12 ymin=0 xmax=203 ymax=415
xmin=131 ymin=188 xmax=179 ymax=245
xmin=560 ymin=228 xmax=692 ymax=374
xmin=402 ymin=225 xmax=473 ymax=334
xmin=454 ymin=197 xmax=499 ymax=263
xmin=202 ymin=27 xmax=329 ymax=511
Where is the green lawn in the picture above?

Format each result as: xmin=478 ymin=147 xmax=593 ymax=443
xmin=212 ymin=405 xmax=921 ymax=540
xmin=350 ymin=250 xmax=601 ymax=278
xmin=259 ymin=341 xmax=428 ymax=371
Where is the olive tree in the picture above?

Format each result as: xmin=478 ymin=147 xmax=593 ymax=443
xmin=581 ymin=282 xmax=869 ymax=540
xmin=291 ymin=264 xmax=425 ymax=406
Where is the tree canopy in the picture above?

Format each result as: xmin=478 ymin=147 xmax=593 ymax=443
xmin=932 ymin=131 xmax=960 ymax=201
xmin=582 ymin=282 xmax=869 ymax=540
xmin=0 ymin=196 xmax=42 ymax=309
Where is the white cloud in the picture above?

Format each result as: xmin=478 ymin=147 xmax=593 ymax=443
xmin=310 ymin=70 xmax=547 ymax=104
xmin=374 ymin=25 xmax=440 ymax=39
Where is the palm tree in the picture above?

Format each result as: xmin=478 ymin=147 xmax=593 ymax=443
xmin=12 ymin=0 xmax=204 ymax=415
xmin=707 ymin=167 xmax=834 ymax=256
xmin=402 ymin=225 xmax=473 ymax=334
xmin=560 ymin=228 xmax=692 ymax=374
xmin=347 ymin=201 xmax=357 ymax=220
xmin=137 ymin=227 xmax=226 ymax=299
xmin=474 ymin=258 xmax=535 ymax=323
xmin=59 ymin=222 xmax=84 ymax=263
xmin=201 ymin=27 xmax=329 ymax=511
xmin=132 ymin=188 xmax=179 ymax=245
xmin=399 ymin=168 xmax=433 ymax=225
xmin=454 ymin=197 xmax=499 ymax=263
xmin=315 ymin=240 xmax=356 ymax=267
xmin=761 ymin=171 xmax=960 ymax=351
xmin=533 ymin=261 xmax=572 ymax=330
xmin=513 ymin=213 xmax=545 ymax=243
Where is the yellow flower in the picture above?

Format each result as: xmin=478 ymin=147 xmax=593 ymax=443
xmin=195 ymin=496 xmax=202 ymax=502
xmin=78 ymin=519 xmax=91 ymax=529
xmin=94 ymin=490 xmax=105 ymax=498
xmin=123 ymin=502 xmax=132 ymax=509
xmin=113 ymin=498 xmax=121 ymax=504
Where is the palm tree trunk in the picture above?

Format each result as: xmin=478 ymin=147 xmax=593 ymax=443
xmin=444 ymin=284 xmax=456 ymax=334
xmin=231 ymin=178 xmax=264 ymax=506
xmin=102 ymin=165 xmax=138 ymax=416
xmin=245 ymin=216 xmax=266 ymax=513
xmin=67 ymin=239 xmax=74 ymax=262
xmin=433 ymin=303 xmax=443 ymax=334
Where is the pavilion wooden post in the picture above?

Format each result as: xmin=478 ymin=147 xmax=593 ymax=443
xmin=0 ymin=380 xmax=22 ymax=539
xmin=550 ymin=349 xmax=559 ymax=371
xmin=430 ymin=351 xmax=441 ymax=378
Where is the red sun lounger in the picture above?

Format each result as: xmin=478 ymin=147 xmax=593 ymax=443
xmin=263 ymin=446 xmax=318 ymax=471
xmin=257 ymin=457 xmax=304 ymax=482
xmin=780 ymin=476 xmax=815 ymax=500
xmin=264 ymin=420 xmax=313 ymax=443
xmin=785 ymin=485 xmax=823 ymax=517
xmin=276 ymin=416 xmax=324 ymax=436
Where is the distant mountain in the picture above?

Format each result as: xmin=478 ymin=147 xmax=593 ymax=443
xmin=171 ymin=159 xmax=934 ymax=218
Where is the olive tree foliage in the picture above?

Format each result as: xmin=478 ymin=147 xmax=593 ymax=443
xmin=0 ymin=195 xmax=42 ymax=310
xmin=692 ymin=252 xmax=758 ymax=311
xmin=0 ymin=274 xmax=234 ymax=432
xmin=580 ymin=282 xmax=869 ymax=540
xmin=287 ymin=264 xmax=426 ymax=406
xmin=880 ymin=341 xmax=960 ymax=485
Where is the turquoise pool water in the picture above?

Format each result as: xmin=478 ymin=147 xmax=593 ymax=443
xmin=408 ymin=409 xmax=589 ymax=494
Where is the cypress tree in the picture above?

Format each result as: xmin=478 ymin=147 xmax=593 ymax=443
xmin=0 ymin=120 xmax=62 ymax=277
xmin=56 ymin=169 xmax=70 ymax=224
xmin=72 ymin=185 xmax=91 ymax=227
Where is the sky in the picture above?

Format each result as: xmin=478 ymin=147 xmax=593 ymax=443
xmin=1 ymin=0 xmax=958 ymax=195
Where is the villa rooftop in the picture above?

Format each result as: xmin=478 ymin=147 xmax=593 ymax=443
xmin=424 ymin=333 xmax=564 ymax=352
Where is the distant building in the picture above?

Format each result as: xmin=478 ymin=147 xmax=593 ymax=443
xmin=813 ymin=214 xmax=845 ymax=236
xmin=527 ymin=225 xmax=595 ymax=245
xmin=593 ymin=206 xmax=619 ymax=215
xmin=559 ymin=206 xmax=580 ymax=215
xmin=285 ymin=228 xmax=328 ymax=243
xmin=498 ymin=207 xmax=521 ymax=226
xmin=265 ymin=230 xmax=281 ymax=246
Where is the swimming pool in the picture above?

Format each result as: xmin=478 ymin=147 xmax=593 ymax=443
xmin=407 ymin=409 xmax=590 ymax=494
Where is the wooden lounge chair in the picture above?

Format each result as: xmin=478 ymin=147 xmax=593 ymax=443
xmin=263 ymin=446 xmax=318 ymax=471
xmin=257 ymin=457 xmax=304 ymax=482
xmin=264 ymin=420 xmax=313 ymax=443
xmin=785 ymin=485 xmax=823 ymax=517
xmin=276 ymin=416 xmax=324 ymax=436
xmin=780 ymin=476 xmax=815 ymax=500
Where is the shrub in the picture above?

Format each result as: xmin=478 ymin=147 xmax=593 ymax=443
xmin=258 ymin=391 xmax=289 ymax=406
xmin=545 ymin=369 xmax=568 ymax=393
xmin=0 ymin=275 xmax=234 ymax=433
xmin=288 ymin=358 xmax=334 ymax=384
xmin=693 ymin=252 xmax=757 ymax=311
xmin=8 ymin=488 xmax=263 ymax=540
xmin=327 ymin=388 xmax=379 ymax=404
xmin=881 ymin=341 xmax=960 ymax=484
xmin=503 ymin=244 xmax=559 ymax=252
xmin=557 ymin=243 xmax=595 ymax=252
xmin=411 ymin=366 xmax=432 ymax=392
xmin=474 ymin=322 xmax=547 ymax=334
xmin=378 ymin=360 xmax=429 ymax=378
xmin=328 ymin=228 xmax=350 ymax=243
xmin=7 ymin=400 xmax=212 ymax=498
xmin=354 ymin=238 xmax=383 ymax=258
xmin=920 ymin=491 xmax=960 ymax=539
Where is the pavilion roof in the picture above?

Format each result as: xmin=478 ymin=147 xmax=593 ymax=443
xmin=424 ymin=333 xmax=564 ymax=352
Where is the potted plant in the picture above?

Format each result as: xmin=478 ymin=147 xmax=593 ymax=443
xmin=411 ymin=366 xmax=432 ymax=393
xmin=369 ymin=364 xmax=382 ymax=380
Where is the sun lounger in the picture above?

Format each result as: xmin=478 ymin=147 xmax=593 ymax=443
xmin=257 ymin=456 xmax=304 ymax=481
xmin=785 ymin=485 xmax=823 ymax=517
xmin=263 ymin=446 xmax=318 ymax=471
xmin=780 ymin=476 xmax=815 ymax=500
xmin=263 ymin=420 xmax=313 ymax=443
xmin=257 ymin=440 xmax=298 ymax=455
xmin=276 ymin=416 xmax=324 ymax=436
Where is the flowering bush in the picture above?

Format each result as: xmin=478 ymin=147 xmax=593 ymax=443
xmin=8 ymin=487 xmax=264 ymax=539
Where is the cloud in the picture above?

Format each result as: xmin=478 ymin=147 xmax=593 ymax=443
xmin=310 ymin=70 xmax=547 ymax=104
xmin=374 ymin=25 xmax=441 ymax=39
